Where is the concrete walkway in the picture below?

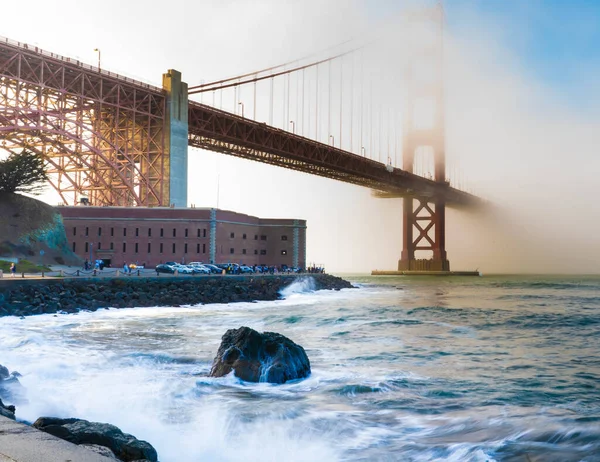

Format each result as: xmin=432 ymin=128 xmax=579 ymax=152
xmin=0 ymin=416 xmax=114 ymax=462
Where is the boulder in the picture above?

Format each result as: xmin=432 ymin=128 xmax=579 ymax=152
xmin=0 ymin=398 xmax=15 ymax=420
xmin=32 ymin=417 xmax=158 ymax=462
xmin=0 ymin=363 xmax=23 ymax=410
xmin=209 ymin=326 xmax=311 ymax=384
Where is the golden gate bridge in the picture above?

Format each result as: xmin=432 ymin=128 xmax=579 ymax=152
xmin=0 ymin=3 xmax=484 ymax=272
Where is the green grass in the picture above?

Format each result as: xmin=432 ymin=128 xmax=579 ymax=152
xmin=0 ymin=259 xmax=51 ymax=273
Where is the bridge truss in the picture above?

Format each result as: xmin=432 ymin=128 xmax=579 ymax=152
xmin=0 ymin=37 xmax=167 ymax=206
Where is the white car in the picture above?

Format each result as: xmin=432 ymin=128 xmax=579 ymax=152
xmin=173 ymin=265 xmax=194 ymax=274
xmin=191 ymin=265 xmax=210 ymax=274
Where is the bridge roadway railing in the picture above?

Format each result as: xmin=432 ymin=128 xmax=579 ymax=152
xmin=0 ymin=35 xmax=162 ymax=92
xmin=188 ymin=101 xmax=484 ymax=208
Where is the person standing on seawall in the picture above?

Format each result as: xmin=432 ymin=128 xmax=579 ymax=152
xmin=10 ymin=262 xmax=16 ymax=278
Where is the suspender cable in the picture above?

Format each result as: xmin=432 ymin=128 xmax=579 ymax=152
xmin=350 ymin=53 xmax=354 ymax=153
xmin=315 ymin=64 xmax=319 ymax=141
xmin=253 ymin=77 xmax=257 ymax=120
xmin=360 ymin=51 xmax=363 ymax=155
xmin=301 ymin=68 xmax=305 ymax=136
xmin=328 ymin=60 xmax=331 ymax=142
xmin=286 ymin=73 xmax=290 ymax=131
xmin=339 ymin=56 xmax=343 ymax=151
xmin=282 ymin=73 xmax=286 ymax=128
xmin=269 ymin=77 xmax=274 ymax=126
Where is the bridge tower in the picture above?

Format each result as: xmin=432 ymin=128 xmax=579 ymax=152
xmin=398 ymin=4 xmax=449 ymax=272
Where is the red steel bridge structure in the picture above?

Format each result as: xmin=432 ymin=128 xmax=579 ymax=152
xmin=0 ymin=5 xmax=484 ymax=272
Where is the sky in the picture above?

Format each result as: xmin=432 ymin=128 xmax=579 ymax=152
xmin=1 ymin=0 xmax=599 ymax=273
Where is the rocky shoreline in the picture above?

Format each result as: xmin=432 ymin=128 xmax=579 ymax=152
xmin=0 ymin=273 xmax=354 ymax=318
xmin=0 ymin=274 xmax=354 ymax=460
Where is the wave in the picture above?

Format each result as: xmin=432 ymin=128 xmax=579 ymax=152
xmin=279 ymin=277 xmax=317 ymax=297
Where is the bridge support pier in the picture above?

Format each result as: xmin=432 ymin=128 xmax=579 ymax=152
xmin=398 ymin=197 xmax=449 ymax=272
xmin=163 ymin=69 xmax=189 ymax=207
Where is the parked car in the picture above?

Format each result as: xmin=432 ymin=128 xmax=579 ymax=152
xmin=191 ymin=265 xmax=210 ymax=274
xmin=202 ymin=264 xmax=222 ymax=274
xmin=216 ymin=263 xmax=240 ymax=274
xmin=239 ymin=265 xmax=254 ymax=274
xmin=155 ymin=264 xmax=175 ymax=274
xmin=173 ymin=265 xmax=194 ymax=274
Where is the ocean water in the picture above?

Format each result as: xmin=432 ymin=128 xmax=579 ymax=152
xmin=1 ymin=274 xmax=599 ymax=462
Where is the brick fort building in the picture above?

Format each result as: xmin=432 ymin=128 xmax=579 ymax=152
xmin=58 ymin=206 xmax=306 ymax=269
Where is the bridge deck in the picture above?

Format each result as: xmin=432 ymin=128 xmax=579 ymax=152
xmin=188 ymin=101 xmax=483 ymax=207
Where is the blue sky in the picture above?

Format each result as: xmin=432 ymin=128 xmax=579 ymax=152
xmin=366 ymin=0 xmax=600 ymax=110
xmin=446 ymin=0 xmax=600 ymax=108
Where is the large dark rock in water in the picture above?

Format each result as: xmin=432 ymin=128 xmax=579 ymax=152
xmin=32 ymin=417 xmax=158 ymax=462
xmin=0 ymin=363 xmax=22 ymax=418
xmin=0 ymin=398 xmax=15 ymax=420
xmin=209 ymin=326 xmax=311 ymax=384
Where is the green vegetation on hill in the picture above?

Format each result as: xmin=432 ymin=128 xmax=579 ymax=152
xmin=0 ymin=193 xmax=81 ymax=266
xmin=0 ymin=259 xmax=50 ymax=274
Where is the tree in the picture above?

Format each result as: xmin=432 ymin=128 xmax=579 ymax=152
xmin=0 ymin=149 xmax=48 ymax=195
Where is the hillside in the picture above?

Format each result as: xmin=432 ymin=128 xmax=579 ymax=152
xmin=0 ymin=193 xmax=81 ymax=266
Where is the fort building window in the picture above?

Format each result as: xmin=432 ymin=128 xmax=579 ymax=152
xmin=148 ymin=243 xmax=151 ymax=253
xmin=73 ymin=227 xmax=76 ymax=236
xmin=260 ymin=235 xmax=267 ymax=241
xmin=85 ymin=227 xmax=89 ymax=237
xmin=148 ymin=228 xmax=152 ymax=237
xmin=197 ymin=243 xmax=200 ymax=253
xmin=254 ymin=250 xmax=258 ymax=255
xmin=203 ymin=243 xmax=206 ymax=254
xmin=197 ymin=229 xmax=201 ymax=238
xmin=254 ymin=235 xmax=258 ymax=240
xmin=98 ymin=227 xmax=102 ymax=237
xmin=85 ymin=242 xmax=88 ymax=252
xmin=123 ymin=228 xmax=127 ymax=237
xmin=184 ymin=243 xmax=188 ymax=254
xmin=230 ymin=248 xmax=234 ymax=254
xmin=160 ymin=243 xmax=163 ymax=253
xmin=185 ymin=229 xmax=188 ymax=238
xmin=98 ymin=242 xmax=101 ymax=250
xmin=110 ymin=227 xmax=114 ymax=237
xmin=172 ymin=243 xmax=176 ymax=254
xmin=72 ymin=242 xmax=76 ymax=252
xmin=135 ymin=243 xmax=139 ymax=254
xmin=260 ymin=249 xmax=267 ymax=255
xmin=230 ymin=232 xmax=235 ymax=239
xmin=242 ymin=249 xmax=247 ymax=255
xmin=135 ymin=228 xmax=139 ymax=237
xmin=173 ymin=228 xmax=176 ymax=237
xmin=110 ymin=242 xmax=114 ymax=250
xmin=160 ymin=228 xmax=164 ymax=237
xmin=243 ymin=233 xmax=247 ymax=239
xmin=281 ymin=235 xmax=288 ymax=241
xmin=122 ymin=242 xmax=126 ymax=252
xmin=203 ymin=229 xmax=207 ymax=238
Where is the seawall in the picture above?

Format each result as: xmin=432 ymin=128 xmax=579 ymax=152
xmin=0 ymin=274 xmax=353 ymax=318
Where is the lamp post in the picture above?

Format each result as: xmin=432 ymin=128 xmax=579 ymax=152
xmin=238 ymin=101 xmax=244 ymax=118
xmin=329 ymin=135 xmax=335 ymax=147
xmin=93 ymin=48 xmax=101 ymax=70
xmin=289 ymin=120 xmax=295 ymax=134
xmin=89 ymin=242 xmax=94 ymax=266
xmin=361 ymin=146 xmax=366 ymax=156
